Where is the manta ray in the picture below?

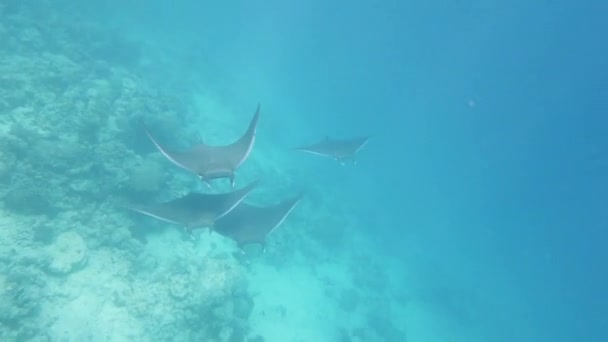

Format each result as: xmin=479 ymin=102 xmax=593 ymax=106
xmin=128 ymin=180 xmax=259 ymax=238
xmin=214 ymin=194 xmax=303 ymax=250
xmin=143 ymin=104 xmax=260 ymax=188
xmin=294 ymin=136 xmax=370 ymax=164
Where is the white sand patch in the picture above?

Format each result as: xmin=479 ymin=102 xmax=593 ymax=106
xmin=248 ymin=263 xmax=342 ymax=341
xmin=143 ymin=226 xmax=236 ymax=263
xmin=48 ymin=292 xmax=144 ymax=341
xmin=44 ymin=247 xmax=145 ymax=340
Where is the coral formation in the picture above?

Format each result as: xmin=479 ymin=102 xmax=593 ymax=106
xmin=0 ymin=267 xmax=44 ymax=323
xmin=45 ymin=231 xmax=87 ymax=275
xmin=0 ymin=262 xmax=46 ymax=340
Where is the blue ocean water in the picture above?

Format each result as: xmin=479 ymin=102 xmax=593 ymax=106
xmin=1 ymin=0 xmax=606 ymax=341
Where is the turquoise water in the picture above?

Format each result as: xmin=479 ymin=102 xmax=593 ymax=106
xmin=1 ymin=1 xmax=606 ymax=341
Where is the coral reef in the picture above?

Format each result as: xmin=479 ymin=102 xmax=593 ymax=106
xmin=0 ymin=267 xmax=46 ymax=340
xmin=0 ymin=1 xmax=412 ymax=341
xmin=124 ymin=246 xmax=253 ymax=341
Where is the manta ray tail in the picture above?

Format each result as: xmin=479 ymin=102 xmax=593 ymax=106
xmin=229 ymin=173 xmax=236 ymax=189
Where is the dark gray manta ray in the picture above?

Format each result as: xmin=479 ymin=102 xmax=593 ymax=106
xmin=294 ymin=136 xmax=370 ymax=164
xmin=129 ymin=180 xmax=259 ymax=237
xmin=214 ymin=194 xmax=303 ymax=250
xmin=143 ymin=104 xmax=260 ymax=188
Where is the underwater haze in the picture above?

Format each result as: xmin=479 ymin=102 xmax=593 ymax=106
xmin=1 ymin=0 xmax=607 ymax=341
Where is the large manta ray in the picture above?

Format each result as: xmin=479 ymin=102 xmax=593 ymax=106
xmin=143 ymin=104 xmax=260 ymax=188
xmin=128 ymin=180 xmax=259 ymax=238
xmin=214 ymin=194 xmax=303 ymax=251
xmin=294 ymin=136 xmax=370 ymax=165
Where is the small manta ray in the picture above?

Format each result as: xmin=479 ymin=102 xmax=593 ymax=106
xmin=128 ymin=180 xmax=259 ymax=238
xmin=143 ymin=104 xmax=260 ymax=188
xmin=214 ymin=194 xmax=303 ymax=251
xmin=294 ymin=136 xmax=370 ymax=165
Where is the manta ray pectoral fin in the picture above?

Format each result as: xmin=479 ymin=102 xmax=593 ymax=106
xmin=141 ymin=122 xmax=198 ymax=173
